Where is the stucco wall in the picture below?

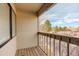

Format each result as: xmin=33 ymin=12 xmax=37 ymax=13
xmin=16 ymin=10 xmax=37 ymax=49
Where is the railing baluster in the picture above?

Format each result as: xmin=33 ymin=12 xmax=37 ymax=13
xmin=51 ymin=35 xmax=53 ymax=56
xmin=50 ymin=34 xmax=51 ymax=56
xmin=48 ymin=35 xmax=49 ymax=55
xmin=44 ymin=34 xmax=46 ymax=54
xmin=39 ymin=34 xmax=41 ymax=47
xmin=38 ymin=34 xmax=40 ymax=46
xmin=43 ymin=35 xmax=44 ymax=51
xmin=48 ymin=35 xmax=51 ymax=56
xmin=67 ymin=39 xmax=69 ymax=56
xmin=67 ymin=37 xmax=71 ymax=56
xmin=53 ymin=35 xmax=55 ymax=56
xmin=44 ymin=35 xmax=45 ymax=51
xmin=46 ymin=34 xmax=48 ymax=55
xmin=44 ymin=35 xmax=46 ymax=52
xmin=41 ymin=34 xmax=43 ymax=49
xmin=47 ymin=34 xmax=48 ymax=55
xmin=42 ymin=35 xmax=44 ymax=51
xmin=38 ymin=33 xmax=39 ymax=46
xmin=40 ymin=35 xmax=42 ymax=48
xmin=42 ymin=35 xmax=43 ymax=50
xmin=39 ymin=34 xmax=41 ymax=48
xmin=59 ymin=36 xmax=61 ymax=56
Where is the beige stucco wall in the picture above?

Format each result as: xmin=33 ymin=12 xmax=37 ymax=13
xmin=0 ymin=4 xmax=17 ymax=56
xmin=16 ymin=10 xmax=37 ymax=49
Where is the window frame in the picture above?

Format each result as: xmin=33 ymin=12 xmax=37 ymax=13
xmin=11 ymin=6 xmax=16 ymax=38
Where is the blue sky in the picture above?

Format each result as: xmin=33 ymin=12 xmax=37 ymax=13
xmin=40 ymin=3 xmax=79 ymax=27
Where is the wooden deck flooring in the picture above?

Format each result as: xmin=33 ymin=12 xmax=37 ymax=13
xmin=16 ymin=47 xmax=46 ymax=56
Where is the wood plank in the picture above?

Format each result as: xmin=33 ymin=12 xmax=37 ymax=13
xmin=15 ymin=50 xmax=18 ymax=56
xmin=32 ymin=47 xmax=38 ymax=56
xmin=20 ymin=49 xmax=23 ymax=56
xmin=24 ymin=48 xmax=28 ymax=56
xmin=23 ymin=48 xmax=26 ymax=56
xmin=36 ymin=47 xmax=43 ymax=56
xmin=34 ymin=47 xmax=40 ymax=56
xmin=18 ymin=49 xmax=21 ymax=56
xmin=31 ymin=47 xmax=36 ymax=56
xmin=37 ymin=47 xmax=46 ymax=56
xmin=29 ymin=48 xmax=33 ymax=56
xmin=31 ymin=48 xmax=34 ymax=56
xmin=26 ymin=48 xmax=29 ymax=56
xmin=16 ymin=47 xmax=46 ymax=56
xmin=28 ymin=48 xmax=31 ymax=56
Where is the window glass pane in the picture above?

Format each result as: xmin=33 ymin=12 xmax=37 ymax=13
xmin=12 ymin=10 xmax=16 ymax=37
xmin=0 ymin=4 xmax=10 ymax=45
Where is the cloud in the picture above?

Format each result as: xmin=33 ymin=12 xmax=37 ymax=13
xmin=39 ymin=14 xmax=58 ymax=24
xmin=64 ymin=13 xmax=79 ymax=19
xmin=64 ymin=13 xmax=79 ymax=23
xmin=39 ymin=14 xmax=58 ymax=20
xmin=52 ymin=21 xmax=63 ymax=25
xmin=64 ymin=19 xmax=79 ymax=23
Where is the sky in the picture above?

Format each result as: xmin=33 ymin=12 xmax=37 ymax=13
xmin=40 ymin=3 xmax=79 ymax=27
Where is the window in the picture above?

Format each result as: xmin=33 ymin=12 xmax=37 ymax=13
xmin=0 ymin=3 xmax=16 ymax=47
xmin=0 ymin=4 xmax=10 ymax=45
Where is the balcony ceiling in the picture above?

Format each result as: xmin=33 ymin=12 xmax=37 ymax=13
xmin=15 ymin=3 xmax=43 ymax=13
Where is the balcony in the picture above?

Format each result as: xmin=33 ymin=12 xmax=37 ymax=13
xmin=0 ymin=3 xmax=79 ymax=56
xmin=15 ymin=32 xmax=79 ymax=56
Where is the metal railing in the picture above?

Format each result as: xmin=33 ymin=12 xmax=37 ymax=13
xmin=37 ymin=32 xmax=79 ymax=56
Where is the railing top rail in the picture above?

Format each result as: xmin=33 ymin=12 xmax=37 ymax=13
xmin=38 ymin=32 xmax=79 ymax=46
xmin=38 ymin=32 xmax=79 ymax=39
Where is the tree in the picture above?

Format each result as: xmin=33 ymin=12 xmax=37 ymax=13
xmin=42 ymin=20 xmax=52 ymax=32
xmin=54 ymin=26 xmax=70 ymax=32
xmin=54 ymin=26 xmax=62 ymax=32
xmin=62 ymin=26 xmax=70 ymax=31
xmin=54 ymin=26 xmax=59 ymax=32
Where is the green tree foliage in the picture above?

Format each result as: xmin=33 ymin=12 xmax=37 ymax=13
xmin=63 ymin=26 xmax=70 ymax=31
xmin=54 ymin=26 xmax=70 ymax=32
xmin=42 ymin=20 xmax=52 ymax=32
xmin=54 ymin=26 xmax=59 ymax=32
